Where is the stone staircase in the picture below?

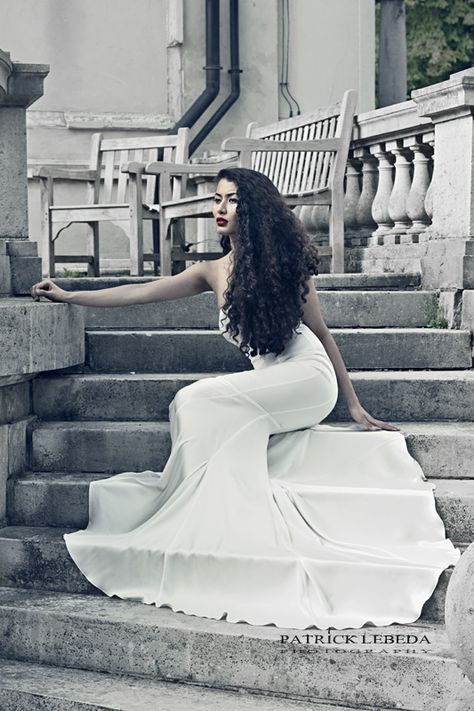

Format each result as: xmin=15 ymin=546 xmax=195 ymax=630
xmin=0 ymin=272 xmax=473 ymax=710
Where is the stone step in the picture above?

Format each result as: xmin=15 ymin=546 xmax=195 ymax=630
xmin=33 ymin=370 xmax=474 ymax=423
xmin=0 ymin=525 xmax=466 ymax=623
xmin=80 ymin=290 xmax=439 ymax=330
xmin=54 ymin=272 xmax=421 ymax=293
xmin=83 ymin=328 xmax=472 ymax=372
xmin=0 ymin=586 xmax=463 ymax=710
xmin=27 ymin=420 xmax=474 ymax=479
xmin=0 ymin=658 xmax=370 ymax=711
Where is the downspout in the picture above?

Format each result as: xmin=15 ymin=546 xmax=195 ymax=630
xmin=170 ymin=0 xmax=222 ymax=132
xmin=189 ymin=0 xmax=241 ymax=156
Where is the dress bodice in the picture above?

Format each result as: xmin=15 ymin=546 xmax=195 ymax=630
xmin=218 ymin=306 xmax=336 ymax=378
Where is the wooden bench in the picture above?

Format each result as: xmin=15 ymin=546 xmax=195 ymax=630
xmin=37 ymin=128 xmax=190 ymax=277
xmin=127 ymin=90 xmax=357 ymax=275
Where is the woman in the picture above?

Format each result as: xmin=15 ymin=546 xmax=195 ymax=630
xmin=31 ymin=167 xmax=460 ymax=630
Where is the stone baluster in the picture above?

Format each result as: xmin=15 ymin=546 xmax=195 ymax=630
xmin=404 ymin=136 xmax=432 ymax=237
xmin=353 ymin=148 xmax=378 ymax=231
xmin=387 ymin=140 xmax=413 ymax=237
xmin=422 ymin=132 xmax=435 ymax=225
xmin=369 ymin=143 xmax=395 ymax=242
xmin=343 ymin=154 xmax=361 ymax=234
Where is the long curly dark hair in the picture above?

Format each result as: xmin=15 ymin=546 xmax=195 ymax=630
xmin=217 ymin=167 xmax=320 ymax=358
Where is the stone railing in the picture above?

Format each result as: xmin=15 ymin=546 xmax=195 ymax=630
xmin=341 ymin=68 xmax=474 ymax=293
xmin=344 ymin=100 xmax=433 ymax=246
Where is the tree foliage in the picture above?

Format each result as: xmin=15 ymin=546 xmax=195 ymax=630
xmin=405 ymin=0 xmax=474 ymax=91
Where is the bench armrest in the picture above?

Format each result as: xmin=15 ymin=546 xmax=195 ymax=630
xmin=148 ymin=162 xmax=222 ymax=176
xmin=34 ymin=167 xmax=98 ymax=181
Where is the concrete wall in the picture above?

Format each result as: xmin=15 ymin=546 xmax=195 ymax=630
xmin=283 ymin=0 xmax=375 ymax=117
xmin=0 ymin=0 xmax=168 ymax=114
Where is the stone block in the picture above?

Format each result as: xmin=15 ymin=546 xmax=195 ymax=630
xmin=0 ymin=379 xmax=31 ymax=425
xmin=30 ymin=421 xmax=171 ymax=473
xmin=10 ymin=256 xmax=42 ymax=294
xmin=0 ymin=417 xmax=32 ymax=525
xmin=421 ymin=238 xmax=472 ymax=289
xmin=0 ymin=256 xmax=11 ymax=295
xmin=0 ymin=299 xmax=85 ymax=377
xmin=461 ymin=290 xmax=474 ymax=331
xmin=6 ymin=241 xmax=38 ymax=257
xmin=438 ymin=290 xmax=463 ymax=329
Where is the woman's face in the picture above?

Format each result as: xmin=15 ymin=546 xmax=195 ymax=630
xmin=212 ymin=178 xmax=239 ymax=237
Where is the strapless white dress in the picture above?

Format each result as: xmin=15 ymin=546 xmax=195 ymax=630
xmin=64 ymin=307 xmax=461 ymax=630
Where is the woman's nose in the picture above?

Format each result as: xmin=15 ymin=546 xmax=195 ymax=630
xmin=218 ymin=203 xmax=227 ymax=214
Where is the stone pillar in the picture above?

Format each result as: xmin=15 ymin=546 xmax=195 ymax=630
xmin=0 ymin=50 xmax=48 ymax=295
xmin=412 ymin=68 xmax=474 ymax=290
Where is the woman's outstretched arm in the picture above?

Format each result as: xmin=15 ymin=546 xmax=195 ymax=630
xmin=30 ymin=261 xmax=211 ymax=307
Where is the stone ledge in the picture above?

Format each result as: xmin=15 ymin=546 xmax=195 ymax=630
xmin=0 ymin=299 xmax=84 ymax=378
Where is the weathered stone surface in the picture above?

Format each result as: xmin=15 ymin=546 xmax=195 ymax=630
xmin=0 ymin=256 xmax=12 ymax=294
xmin=27 ymin=420 xmax=474 ymax=480
xmin=10 ymin=256 xmax=42 ymax=294
xmin=0 ymin=378 xmax=31 ymax=425
xmin=446 ymin=541 xmax=474 ymax=685
xmin=32 ymin=371 xmax=474 ymax=424
xmin=461 ymin=290 xmax=474 ymax=331
xmin=54 ymin=272 xmax=421 ymax=292
xmin=80 ymin=291 xmax=440 ymax=330
xmin=0 ymin=587 xmax=464 ymax=710
xmin=84 ymin=328 xmax=472 ymax=373
xmin=0 ymin=299 xmax=84 ymax=377
xmin=0 ymin=415 xmax=35 ymax=524
xmin=30 ymin=421 xmax=170 ymax=473
xmin=0 ymin=658 xmax=378 ymax=711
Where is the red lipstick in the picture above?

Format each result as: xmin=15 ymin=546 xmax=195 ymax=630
xmin=216 ymin=218 xmax=228 ymax=226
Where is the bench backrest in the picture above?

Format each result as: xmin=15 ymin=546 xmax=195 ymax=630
xmin=242 ymin=90 xmax=357 ymax=196
xmin=88 ymin=128 xmax=190 ymax=205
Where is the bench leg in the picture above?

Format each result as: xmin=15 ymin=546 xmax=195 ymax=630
xmin=159 ymin=214 xmax=172 ymax=277
xmin=129 ymin=181 xmax=144 ymax=276
xmin=329 ymin=190 xmax=345 ymax=274
xmin=86 ymin=222 xmax=100 ymax=276
xmin=172 ymin=219 xmax=186 ymax=274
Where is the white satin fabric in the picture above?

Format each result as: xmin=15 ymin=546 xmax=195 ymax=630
xmin=64 ymin=308 xmax=461 ymax=630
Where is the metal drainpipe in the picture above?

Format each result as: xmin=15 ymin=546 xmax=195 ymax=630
xmin=189 ymin=0 xmax=241 ymax=156
xmin=171 ymin=0 xmax=222 ymax=132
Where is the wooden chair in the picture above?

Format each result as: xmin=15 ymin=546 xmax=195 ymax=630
xmin=36 ymin=128 xmax=190 ymax=277
xmin=126 ymin=90 xmax=357 ymax=275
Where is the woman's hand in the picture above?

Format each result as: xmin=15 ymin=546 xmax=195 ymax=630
xmin=348 ymin=402 xmax=400 ymax=431
xmin=30 ymin=278 xmax=69 ymax=303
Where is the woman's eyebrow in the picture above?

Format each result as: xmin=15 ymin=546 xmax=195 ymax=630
xmin=214 ymin=191 xmax=238 ymax=197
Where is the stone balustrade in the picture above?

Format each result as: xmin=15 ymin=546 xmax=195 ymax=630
xmin=303 ymin=99 xmax=434 ymax=249
xmin=299 ymin=68 xmax=474 ymax=293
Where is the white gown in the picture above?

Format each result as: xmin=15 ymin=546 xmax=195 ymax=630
xmin=64 ymin=307 xmax=461 ymax=630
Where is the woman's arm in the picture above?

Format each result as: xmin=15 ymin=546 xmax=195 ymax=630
xmin=301 ymin=277 xmax=399 ymax=431
xmin=30 ymin=261 xmax=211 ymax=307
